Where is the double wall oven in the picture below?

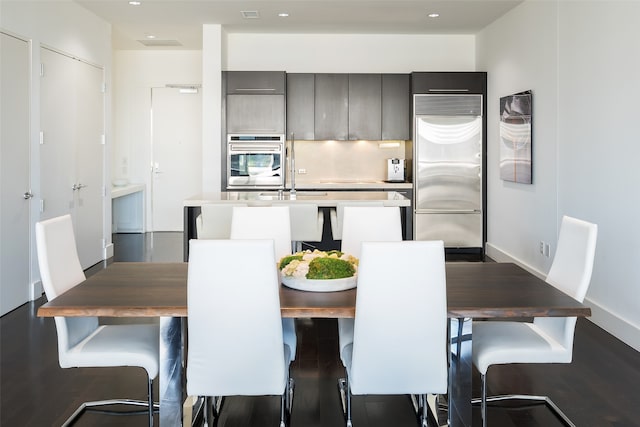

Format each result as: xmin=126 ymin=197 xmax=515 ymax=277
xmin=227 ymin=134 xmax=285 ymax=190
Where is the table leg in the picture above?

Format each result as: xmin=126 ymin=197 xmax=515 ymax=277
xmin=159 ymin=317 xmax=184 ymax=426
xmin=448 ymin=318 xmax=472 ymax=426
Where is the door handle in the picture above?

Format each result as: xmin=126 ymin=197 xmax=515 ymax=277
xmin=72 ymin=183 xmax=87 ymax=191
xmin=23 ymin=191 xmax=33 ymax=200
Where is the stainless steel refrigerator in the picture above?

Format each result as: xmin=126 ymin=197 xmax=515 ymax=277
xmin=413 ymin=94 xmax=483 ymax=249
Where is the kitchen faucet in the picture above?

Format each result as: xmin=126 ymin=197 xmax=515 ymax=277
xmin=289 ymin=132 xmax=296 ymax=196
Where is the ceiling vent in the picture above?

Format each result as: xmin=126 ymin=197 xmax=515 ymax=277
xmin=241 ymin=10 xmax=260 ymax=19
xmin=137 ymin=39 xmax=182 ymax=47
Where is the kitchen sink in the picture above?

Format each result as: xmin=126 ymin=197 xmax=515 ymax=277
xmin=258 ymin=191 xmax=328 ymax=197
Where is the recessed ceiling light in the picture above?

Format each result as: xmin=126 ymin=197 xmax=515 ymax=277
xmin=146 ymin=35 xmax=156 ymax=39
xmin=128 ymin=1 xmax=141 ymax=5
xmin=278 ymin=13 xmax=289 ymax=17
xmin=241 ymin=10 xmax=260 ymax=19
xmin=428 ymin=13 xmax=440 ymax=18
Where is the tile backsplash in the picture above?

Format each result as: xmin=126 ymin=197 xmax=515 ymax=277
xmin=289 ymin=140 xmax=410 ymax=183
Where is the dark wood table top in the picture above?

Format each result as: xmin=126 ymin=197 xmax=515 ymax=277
xmin=37 ymin=262 xmax=591 ymax=319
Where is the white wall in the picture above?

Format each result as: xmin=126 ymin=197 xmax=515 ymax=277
xmin=225 ymin=33 xmax=475 ymax=72
xmin=476 ymin=1 xmax=559 ymax=274
xmin=1 ymin=0 xmax=111 ymax=296
xmin=114 ymin=32 xmax=474 ymax=225
xmin=478 ymin=0 xmax=640 ymax=351
xmin=112 ymin=50 xmax=202 ymax=230
xmin=557 ymin=1 xmax=640 ymax=350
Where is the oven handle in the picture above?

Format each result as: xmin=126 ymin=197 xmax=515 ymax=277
xmin=229 ymin=144 xmax=283 ymax=152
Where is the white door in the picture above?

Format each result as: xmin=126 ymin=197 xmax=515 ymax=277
xmin=1 ymin=33 xmax=31 ymax=315
xmin=74 ymin=60 xmax=104 ymax=268
xmin=40 ymin=48 xmax=104 ymax=269
xmin=151 ymin=87 xmax=202 ymax=231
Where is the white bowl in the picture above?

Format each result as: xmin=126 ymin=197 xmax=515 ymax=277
xmin=281 ymin=275 xmax=356 ymax=292
xmin=112 ymin=179 xmax=129 ymax=187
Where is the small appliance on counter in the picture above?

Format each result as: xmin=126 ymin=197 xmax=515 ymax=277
xmin=386 ymin=158 xmax=405 ymax=182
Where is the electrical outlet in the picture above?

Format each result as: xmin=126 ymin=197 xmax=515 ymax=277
xmin=539 ymin=241 xmax=544 ymax=255
xmin=298 ymin=168 xmax=307 ymax=174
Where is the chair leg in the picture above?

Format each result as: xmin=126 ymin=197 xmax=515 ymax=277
xmin=481 ymin=373 xmax=487 ymax=427
xmin=61 ymin=373 xmax=159 ymax=427
xmin=337 ymin=373 xmax=354 ymax=427
xmin=280 ymin=374 xmax=294 ymax=427
xmin=471 ymin=372 xmax=577 ymax=427
xmin=148 ymin=376 xmax=154 ymax=427
xmin=457 ymin=318 xmax=464 ymax=357
xmin=346 ymin=373 xmax=353 ymax=427
xmin=61 ymin=398 xmax=159 ymax=427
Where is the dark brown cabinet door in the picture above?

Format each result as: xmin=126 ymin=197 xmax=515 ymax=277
xmin=411 ymin=72 xmax=487 ymax=94
xmin=286 ymin=73 xmax=315 ymax=140
xmin=314 ymin=74 xmax=349 ymax=140
xmin=382 ymin=74 xmax=410 ymax=140
xmin=348 ymin=74 xmax=381 ymax=140
xmin=226 ymin=71 xmax=286 ymax=94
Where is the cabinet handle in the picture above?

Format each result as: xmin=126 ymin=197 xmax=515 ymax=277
xmin=428 ymin=89 xmax=470 ymax=92
xmin=234 ymin=88 xmax=276 ymax=92
xmin=23 ymin=191 xmax=34 ymax=200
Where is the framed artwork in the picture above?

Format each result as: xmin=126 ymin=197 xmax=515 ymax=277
xmin=499 ymin=90 xmax=532 ymax=184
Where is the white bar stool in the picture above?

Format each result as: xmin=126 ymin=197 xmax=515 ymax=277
xmin=289 ymin=203 xmax=324 ymax=252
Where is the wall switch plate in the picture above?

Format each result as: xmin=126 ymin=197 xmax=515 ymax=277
xmin=544 ymin=243 xmax=551 ymax=257
xmin=298 ymin=168 xmax=307 ymax=174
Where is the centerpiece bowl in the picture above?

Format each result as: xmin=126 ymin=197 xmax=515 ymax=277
xmin=279 ymin=249 xmax=358 ymax=292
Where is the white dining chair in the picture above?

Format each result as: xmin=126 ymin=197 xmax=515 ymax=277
xmin=329 ymin=201 xmax=384 ymax=241
xmin=288 ymin=203 xmax=324 ymax=252
xmin=338 ymin=206 xmax=403 ymax=365
xmin=230 ymin=206 xmax=297 ymax=359
xmin=196 ymin=202 xmax=248 ymax=239
xmin=35 ymin=214 xmax=159 ymax=427
xmin=472 ymin=215 xmax=598 ymax=427
xmin=187 ymin=239 xmax=294 ymax=427
xmin=339 ymin=240 xmax=448 ymax=427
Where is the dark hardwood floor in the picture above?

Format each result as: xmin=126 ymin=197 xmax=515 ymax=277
xmin=1 ymin=232 xmax=639 ymax=426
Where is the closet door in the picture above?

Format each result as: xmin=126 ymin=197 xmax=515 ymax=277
xmin=1 ymin=33 xmax=31 ymax=315
xmin=40 ymin=48 xmax=104 ymax=269
xmin=74 ymin=60 xmax=104 ymax=267
xmin=40 ymin=48 xmax=76 ymax=221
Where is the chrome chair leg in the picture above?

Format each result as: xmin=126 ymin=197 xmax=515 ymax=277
xmin=61 ymin=374 xmax=158 ymax=427
xmin=471 ymin=373 xmax=577 ymax=427
xmin=337 ymin=373 xmax=353 ymax=427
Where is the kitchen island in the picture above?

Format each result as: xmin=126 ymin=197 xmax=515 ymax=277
xmin=183 ymin=191 xmax=411 ymax=260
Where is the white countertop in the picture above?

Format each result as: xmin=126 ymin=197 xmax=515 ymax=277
xmin=184 ymin=190 xmax=411 ymax=208
xmin=111 ymin=183 xmax=145 ymax=198
xmin=293 ymin=180 xmax=412 ymax=190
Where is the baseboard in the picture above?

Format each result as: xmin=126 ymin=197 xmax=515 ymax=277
xmin=104 ymin=242 xmax=114 ymax=259
xmin=485 ymin=242 xmax=640 ymax=353
xmin=585 ymin=298 xmax=640 ymax=352
xmin=30 ymin=280 xmax=43 ymax=301
xmin=485 ymin=242 xmax=546 ymax=279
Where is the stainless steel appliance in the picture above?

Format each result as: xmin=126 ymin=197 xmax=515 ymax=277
xmin=386 ymin=158 xmax=405 ymax=182
xmin=227 ymin=134 xmax=285 ymax=189
xmin=413 ymin=94 xmax=483 ymax=249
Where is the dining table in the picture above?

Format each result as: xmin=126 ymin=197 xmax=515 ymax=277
xmin=37 ymin=261 xmax=591 ymax=427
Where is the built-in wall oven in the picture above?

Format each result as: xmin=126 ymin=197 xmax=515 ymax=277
xmin=227 ymin=134 xmax=285 ymax=189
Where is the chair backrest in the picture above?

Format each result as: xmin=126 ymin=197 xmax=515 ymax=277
xmin=332 ymin=201 xmax=384 ymax=240
xmin=230 ymin=206 xmax=292 ymax=260
xmin=535 ymin=215 xmax=598 ymax=356
xmin=35 ymin=214 xmax=98 ymax=367
xmin=341 ymin=206 xmax=402 ymax=258
xmin=186 ymin=239 xmax=287 ymax=397
xmin=349 ymin=240 xmax=448 ymax=395
xmin=289 ymin=203 xmax=323 ymax=242
xmin=196 ymin=202 xmax=248 ymax=239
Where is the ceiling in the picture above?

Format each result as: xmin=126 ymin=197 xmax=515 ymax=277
xmin=74 ymin=0 xmax=524 ymax=50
